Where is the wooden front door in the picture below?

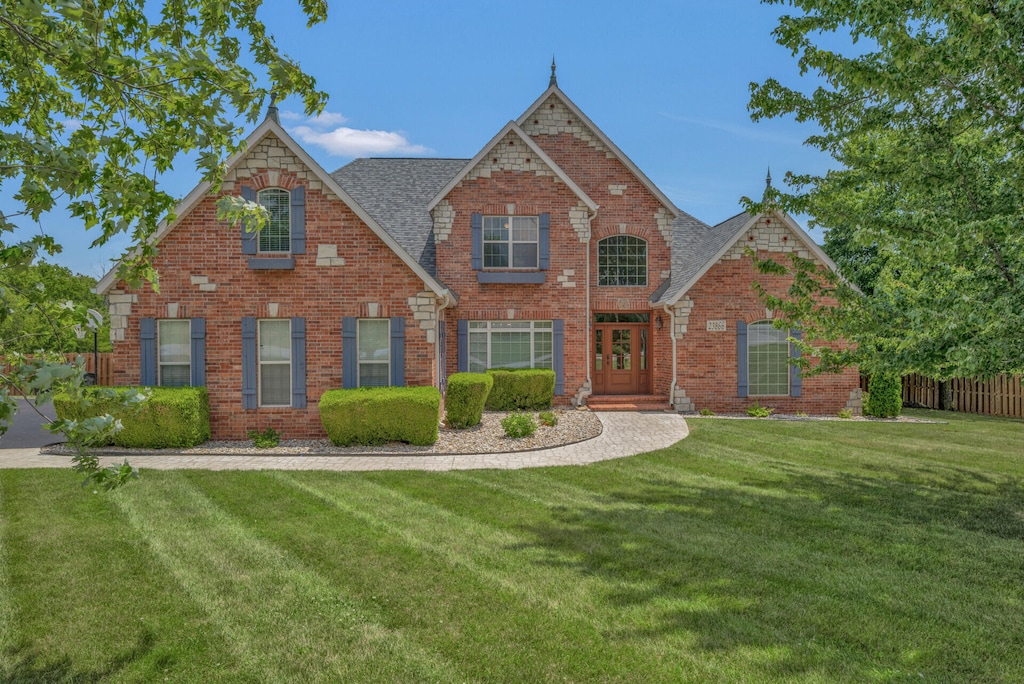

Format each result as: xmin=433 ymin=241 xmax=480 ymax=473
xmin=593 ymin=322 xmax=650 ymax=395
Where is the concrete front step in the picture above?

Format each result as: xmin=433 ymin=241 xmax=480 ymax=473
xmin=587 ymin=395 xmax=670 ymax=411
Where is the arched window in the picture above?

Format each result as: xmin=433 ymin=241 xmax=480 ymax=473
xmin=598 ymin=235 xmax=647 ymax=286
xmin=257 ymin=188 xmax=290 ymax=253
xmin=747 ymin=320 xmax=789 ymax=395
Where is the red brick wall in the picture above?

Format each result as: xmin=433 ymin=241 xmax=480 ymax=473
xmin=677 ymin=252 xmax=860 ymax=414
xmin=111 ymin=168 xmax=435 ymax=439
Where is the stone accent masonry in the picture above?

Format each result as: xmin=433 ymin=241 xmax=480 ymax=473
xmin=521 ymin=95 xmax=614 ymax=158
xmin=465 ymin=132 xmax=555 ymax=182
xmin=220 ymin=134 xmax=323 ymax=192
xmin=407 ymin=291 xmax=439 ymax=344
xmin=432 ymin=200 xmax=455 ymax=244
xmin=569 ymin=201 xmax=591 ymax=242
xmin=106 ymin=291 xmax=138 ymax=343
xmin=721 ymin=214 xmax=812 ymax=261
xmin=315 ymin=244 xmax=346 ymax=267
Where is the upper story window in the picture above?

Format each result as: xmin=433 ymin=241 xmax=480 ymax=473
xmin=258 ymin=188 xmax=291 ymax=253
xmin=598 ymin=235 xmax=647 ymax=286
xmin=483 ymin=215 xmax=538 ymax=269
xmin=747 ymin=320 xmax=789 ymax=396
xmin=157 ymin=319 xmax=191 ymax=386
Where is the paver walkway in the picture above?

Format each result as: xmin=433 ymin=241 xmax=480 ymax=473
xmin=0 ymin=412 xmax=688 ymax=471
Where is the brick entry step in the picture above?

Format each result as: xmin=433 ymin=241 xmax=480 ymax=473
xmin=586 ymin=395 xmax=670 ymax=411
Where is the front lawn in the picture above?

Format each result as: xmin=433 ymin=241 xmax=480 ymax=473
xmin=2 ymin=410 xmax=1023 ymax=682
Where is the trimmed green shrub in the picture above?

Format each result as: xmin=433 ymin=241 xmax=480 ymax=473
xmin=248 ymin=426 xmax=280 ymax=448
xmin=53 ymin=386 xmax=210 ymax=448
xmin=445 ymin=373 xmax=493 ymax=429
xmin=865 ymin=373 xmax=902 ymax=418
xmin=320 ymin=386 xmax=439 ymax=446
xmin=484 ymin=369 xmax=555 ymax=411
xmin=501 ymin=412 xmax=536 ymax=438
xmin=538 ymin=410 xmax=558 ymax=427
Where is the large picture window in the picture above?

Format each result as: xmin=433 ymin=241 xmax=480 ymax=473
xmin=358 ymin=319 xmax=390 ymax=387
xmin=483 ymin=215 xmax=538 ymax=269
xmin=157 ymin=319 xmax=190 ymax=386
xmin=258 ymin=319 xmax=292 ymax=406
xmin=598 ymin=235 xmax=647 ymax=286
xmin=468 ymin=321 xmax=552 ymax=372
xmin=258 ymin=188 xmax=291 ymax=253
xmin=747 ymin=321 xmax=789 ymax=396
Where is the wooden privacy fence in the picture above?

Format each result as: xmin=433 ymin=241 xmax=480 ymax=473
xmin=1 ymin=353 xmax=114 ymax=387
xmin=862 ymin=373 xmax=1024 ymax=419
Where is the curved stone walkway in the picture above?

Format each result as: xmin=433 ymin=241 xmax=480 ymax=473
xmin=0 ymin=412 xmax=688 ymax=471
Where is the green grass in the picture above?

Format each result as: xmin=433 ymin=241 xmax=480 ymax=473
xmin=2 ymin=409 xmax=1023 ymax=682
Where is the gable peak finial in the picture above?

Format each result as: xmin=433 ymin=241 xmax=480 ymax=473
xmin=549 ymin=56 xmax=558 ymax=88
xmin=765 ymin=165 xmax=772 ymax=189
xmin=266 ymin=91 xmax=280 ymax=125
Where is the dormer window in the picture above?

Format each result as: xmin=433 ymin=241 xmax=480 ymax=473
xmin=257 ymin=188 xmax=291 ymax=253
xmin=483 ymin=215 xmax=538 ymax=269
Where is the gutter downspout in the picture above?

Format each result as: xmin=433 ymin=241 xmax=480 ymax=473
xmin=661 ymin=302 xmax=677 ymax=410
xmin=575 ymin=205 xmax=598 ymax=408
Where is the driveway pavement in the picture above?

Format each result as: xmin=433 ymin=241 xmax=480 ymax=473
xmin=0 ymin=398 xmax=63 ymax=450
xmin=0 ymin=412 xmax=689 ymax=471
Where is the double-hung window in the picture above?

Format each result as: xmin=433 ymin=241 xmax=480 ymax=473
xmin=157 ymin=320 xmax=191 ymax=386
xmin=598 ymin=235 xmax=647 ymax=286
xmin=483 ymin=215 xmax=538 ymax=269
xmin=747 ymin=321 xmax=790 ymax=396
xmin=468 ymin=321 xmax=552 ymax=372
xmin=258 ymin=319 xmax=292 ymax=406
xmin=358 ymin=319 xmax=390 ymax=387
xmin=258 ymin=188 xmax=291 ymax=253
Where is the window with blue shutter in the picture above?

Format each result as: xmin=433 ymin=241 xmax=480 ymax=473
xmin=240 ymin=187 xmax=258 ymax=255
xmin=471 ymin=213 xmax=483 ymax=270
xmin=290 ymin=186 xmax=306 ymax=255
xmin=190 ymin=318 xmax=206 ymax=386
xmin=389 ymin=316 xmax=405 ymax=387
xmin=790 ymin=329 xmax=802 ymax=398
xmin=341 ymin=317 xmax=357 ymax=389
xmin=291 ymin=317 xmax=306 ymax=408
xmin=538 ymin=213 xmax=550 ymax=270
xmin=736 ymin=321 xmax=748 ymax=398
xmin=457 ymin=320 xmax=469 ymax=372
xmin=140 ymin=317 xmax=156 ymax=385
xmin=241 ymin=317 xmax=257 ymax=409
xmin=552 ymin=318 xmax=564 ymax=394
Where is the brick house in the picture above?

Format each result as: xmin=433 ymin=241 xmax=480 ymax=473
xmin=96 ymin=78 xmax=861 ymax=439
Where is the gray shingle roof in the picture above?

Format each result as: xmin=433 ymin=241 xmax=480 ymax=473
xmin=330 ymin=158 xmax=468 ymax=279
xmin=652 ymin=211 xmax=753 ymax=305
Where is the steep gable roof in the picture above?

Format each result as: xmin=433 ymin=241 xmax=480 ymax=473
xmin=653 ymin=210 xmax=839 ymax=306
xmin=517 ymin=86 xmax=680 ymax=218
xmin=426 ymin=121 xmax=598 ymax=212
xmin=95 ymin=117 xmax=452 ymax=299
xmin=331 ymin=158 xmax=467 ymax=279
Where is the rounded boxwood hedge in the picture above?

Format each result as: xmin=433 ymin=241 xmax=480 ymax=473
xmin=53 ymin=386 xmax=210 ymax=448
xmin=319 ymin=386 xmax=440 ymax=446
xmin=445 ymin=373 xmax=493 ymax=429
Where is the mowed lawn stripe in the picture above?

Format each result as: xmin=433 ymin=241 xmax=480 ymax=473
xmin=254 ymin=471 xmax=690 ymax=682
xmin=0 ymin=471 xmax=241 ymax=683
xmin=113 ymin=471 xmax=464 ymax=683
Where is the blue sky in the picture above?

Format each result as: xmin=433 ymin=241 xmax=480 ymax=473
xmin=20 ymin=0 xmax=836 ymax=278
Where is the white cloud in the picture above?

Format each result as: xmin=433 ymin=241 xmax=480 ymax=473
xmin=280 ymin=109 xmax=429 ymax=157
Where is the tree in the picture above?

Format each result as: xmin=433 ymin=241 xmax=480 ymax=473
xmin=0 ymin=2 xmax=328 ymax=482
xmin=748 ymin=0 xmax=1024 ymax=379
xmin=0 ymin=261 xmax=110 ymax=354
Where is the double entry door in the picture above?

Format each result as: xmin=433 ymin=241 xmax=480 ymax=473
xmin=592 ymin=314 xmax=651 ymax=395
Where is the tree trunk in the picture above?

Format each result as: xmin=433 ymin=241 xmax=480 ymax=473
xmin=939 ymin=380 xmax=954 ymax=411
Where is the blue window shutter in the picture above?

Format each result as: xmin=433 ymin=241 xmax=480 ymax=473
xmin=342 ymin=317 xmax=357 ymax=389
xmin=471 ymin=213 xmax=482 ymax=270
xmin=737 ymin=321 xmax=748 ymax=398
xmin=390 ymin=316 xmax=405 ymax=387
xmin=242 ymin=317 xmax=257 ymax=409
xmin=291 ymin=317 xmax=306 ymax=408
xmin=140 ymin=318 xmax=156 ymax=385
xmin=190 ymin=318 xmax=206 ymax=386
xmin=539 ymin=213 xmax=550 ymax=270
xmin=290 ymin=186 xmax=306 ymax=254
xmin=790 ymin=329 xmax=802 ymax=398
xmin=240 ymin=186 xmax=257 ymax=255
xmin=552 ymin=319 xmax=564 ymax=395
xmin=457 ymin=320 xmax=469 ymax=372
